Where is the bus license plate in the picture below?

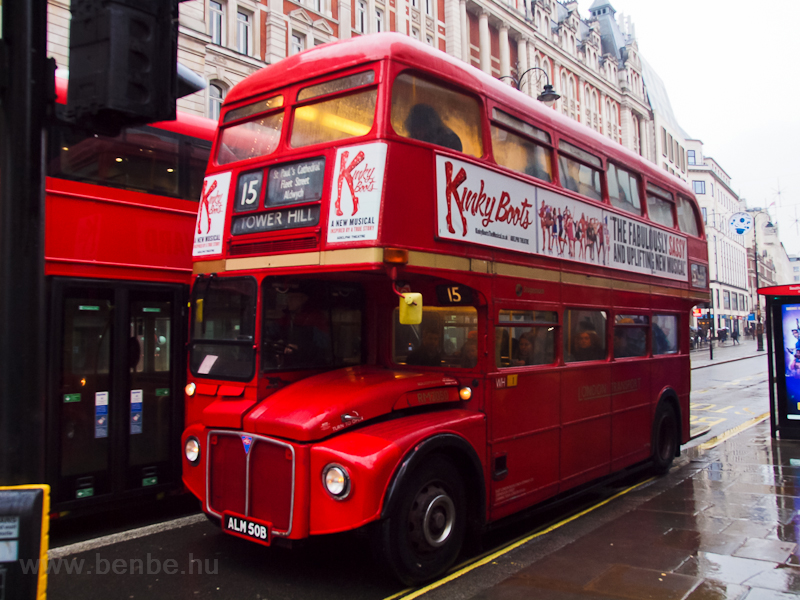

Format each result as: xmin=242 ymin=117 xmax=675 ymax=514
xmin=222 ymin=512 xmax=272 ymax=546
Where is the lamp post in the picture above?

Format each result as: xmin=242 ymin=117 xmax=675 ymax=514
xmin=499 ymin=67 xmax=561 ymax=107
xmin=751 ymin=211 xmax=775 ymax=352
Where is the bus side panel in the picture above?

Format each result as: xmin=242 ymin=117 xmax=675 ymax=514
xmin=488 ymin=369 xmax=561 ymax=521
xmin=308 ymin=410 xmax=486 ymax=535
xmin=610 ymin=360 xmax=652 ymax=471
xmin=46 ymin=178 xmax=195 ymax=283
xmin=559 ymin=363 xmax=611 ymax=490
xmin=650 ymin=354 xmax=690 ymax=440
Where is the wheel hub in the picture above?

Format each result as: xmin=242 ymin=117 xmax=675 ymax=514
xmin=407 ymin=484 xmax=456 ymax=552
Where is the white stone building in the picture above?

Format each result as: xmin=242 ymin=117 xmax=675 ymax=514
xmin=45 ymin=0 xmax=683 ymax=170
xmin=686 ymin=139 xmax=749 ymax=336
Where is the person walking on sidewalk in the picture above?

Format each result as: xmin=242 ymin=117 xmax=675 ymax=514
xmin=732 ymin=329 xmax=739 ymax=345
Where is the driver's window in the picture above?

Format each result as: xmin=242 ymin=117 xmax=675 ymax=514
xmin=393 ymin=306 xmax=478 ymax=368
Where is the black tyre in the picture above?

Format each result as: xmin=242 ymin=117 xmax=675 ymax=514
xmin=375 ymin=456 xmax=467 ymax=586
xmin=652 ymin=403 xmax=678 ymax=474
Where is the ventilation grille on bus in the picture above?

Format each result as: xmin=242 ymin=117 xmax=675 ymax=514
xmin=229 ymin=236 xmax=319 ymax=256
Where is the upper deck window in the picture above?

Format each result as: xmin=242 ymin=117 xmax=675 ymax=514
xmin=216 ymin=112 xmax=284 ymax=165
xmin=676 ymin=196 xmax=700 ymax=236
xmin=607 ymin=163 xmax=641 ymax=215
xmin=391 ymin=72 xmax=483 ymax=158
xmin=297 ymin=71 xmax=375 ymax=101
xmin=490 ymin=109 xmax=552 ymax=182
xmin=223 ymin=95 xmax=284 ymax=124
xmin=646 ymin=182 xmax=675 ymax=228
xmin=291 ymin=89 xmax=377 ymax=148
xmin=558 ymin=140 xmax=602 ymax=201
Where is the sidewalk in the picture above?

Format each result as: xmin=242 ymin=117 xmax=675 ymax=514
xmin=464 ymin=419 xmax=800 ymax=600
xmin=690 ymin=336 xmax=767 ymax=369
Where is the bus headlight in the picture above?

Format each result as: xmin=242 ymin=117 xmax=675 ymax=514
xmin=185 ymin=382 xmax=196 ymax=397
xmin=185 ymin=437 xmax=201 ymax=465
xmin=322 ymin=464 xmax=351 ymax=499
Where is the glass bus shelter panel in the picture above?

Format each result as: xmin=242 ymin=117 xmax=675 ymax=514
xmin=58 ymin=292 xmax=114 ymax=501
xmin=127 ymin=293 xmax=175 ymax=490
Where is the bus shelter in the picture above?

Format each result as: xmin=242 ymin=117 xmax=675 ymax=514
xmin=759 ymin=285 xmax=800 ymax=439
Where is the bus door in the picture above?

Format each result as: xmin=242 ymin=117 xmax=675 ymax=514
xmin=48 ymin=279 xmax=186 ymax=507
xmin=488 ymin=309 xmax=561 ymax=521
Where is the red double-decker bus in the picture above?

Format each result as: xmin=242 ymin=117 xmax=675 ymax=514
xmin=181 ymin=34 xmax=709 ymax=584
xmin=46 ymin=76 xmax=215 ymax=512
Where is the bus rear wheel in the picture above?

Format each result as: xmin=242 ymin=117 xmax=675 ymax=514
xmin=652 ymin=403 xmax=678 ymax=474
xmin=376 ymin=456 xmax=466 ymax=586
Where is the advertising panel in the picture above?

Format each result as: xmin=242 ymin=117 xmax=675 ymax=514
xmin=781 ymin=304 xmax=800 ymax=420
xmin=193 ymin=171 xmax=232 ymax=256
xmin=435 ymin=156 xmax=688 ymax=282
xmin=327 ymin=142 xmax=387 ymax=243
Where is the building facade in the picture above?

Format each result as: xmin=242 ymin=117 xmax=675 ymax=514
xmin=46 ymin=0 xmax=673 ymax=168
xmin=686 ymin=139 xmax=749 ymax=336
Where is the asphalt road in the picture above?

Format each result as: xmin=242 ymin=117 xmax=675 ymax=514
xmin=687 ymin=354 xmax=769 ymax=448
xmin=45 ymin=355 xmax=771 ymax=600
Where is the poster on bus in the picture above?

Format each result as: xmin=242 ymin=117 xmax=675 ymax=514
xmin=193 ymin=171 xmax=232 ymax=256
xmin=327 ymin=142 xmax=387 ymax=243
xmin=435 ymin=155 xmax=536 ymax=253
xmin=782 ymin=304 xmax=800 ymax=420
xmin=434 ymin=156 xmax=688 ymax=282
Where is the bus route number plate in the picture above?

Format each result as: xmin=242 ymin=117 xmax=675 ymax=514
xmin=222 ymin=512 xmax=272 ymax=547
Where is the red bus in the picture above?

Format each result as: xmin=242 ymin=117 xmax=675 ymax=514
xmin=181 ymin=34 xmax=710 ymax=584
xmin=46 ymin=75 xmax=216 ymax=512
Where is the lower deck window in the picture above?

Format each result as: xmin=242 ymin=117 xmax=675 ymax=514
xmin=653 ymin=314 xmax=678 ymax=354
xmin=614 ymin=314 xmax=648 ymax=358
xmin=393 ymin=307 xmax=478 ymax=368
xmin=496 ymin=310 xmax=557 ymax=368
xmin=564 ymin=309 xmax=607 ymax=362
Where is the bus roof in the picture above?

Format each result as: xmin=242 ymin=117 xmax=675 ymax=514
xmin=225 ymin=33 xmax=692 ymax=197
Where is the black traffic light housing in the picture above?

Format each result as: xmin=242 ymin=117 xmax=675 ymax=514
xmin=67 ymin=0 xmax=198 ymax=135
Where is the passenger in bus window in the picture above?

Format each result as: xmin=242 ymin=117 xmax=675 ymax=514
xmin=407 ymin=319 xmax=443 ymax=366
xmin=568 ymin=329 xmax=604 ymax=362
xmin=404 ymin=104 xmax=462 ymax=152
xmin=460 ymin=338 xmax=478 ymax=368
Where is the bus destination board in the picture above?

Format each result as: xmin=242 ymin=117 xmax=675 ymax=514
xmin=266 ymin=158 xmax=325 ymax=207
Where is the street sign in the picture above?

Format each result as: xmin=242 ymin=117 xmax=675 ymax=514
xmin=729 ymin=212 xmax=753 ymax=235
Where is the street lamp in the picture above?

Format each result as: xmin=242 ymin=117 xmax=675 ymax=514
xmin=751 ymin=211 xmax=776 ymax=352
xmin=499 ymin=67 xmax=561 ymax=107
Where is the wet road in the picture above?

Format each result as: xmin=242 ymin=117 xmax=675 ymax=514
xmin=45 ymin=353 xmax=776 ymax=599
xmin=688 ymin=355 xmax=769 ymax=447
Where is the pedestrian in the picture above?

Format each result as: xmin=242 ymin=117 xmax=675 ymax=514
xmin=732 ymin=329 xmax=739 ymax=345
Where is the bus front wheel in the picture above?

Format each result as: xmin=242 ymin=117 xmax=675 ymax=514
xmin=652 ymin=403 xmax=678 ymax=474
xmin=376 ymin=455 xmax=466 ymax=586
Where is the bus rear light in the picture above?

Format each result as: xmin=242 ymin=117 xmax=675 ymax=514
xmin=384 ymin=248 xmax=408 ymax=265
xmin=185 ymin=382 xmax=196 ymax=397
xmin=459 ymin=387 xmax=472 ymax=401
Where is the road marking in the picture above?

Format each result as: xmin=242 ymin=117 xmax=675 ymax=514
xmin=387 ymin=477 xmax=655 ymax=600
xmin=49 ymin=514 xmax=207 ymax=558
xmin=697 ymin=412 xmax=770 ymax=450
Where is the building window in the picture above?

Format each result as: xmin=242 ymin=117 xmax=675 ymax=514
xmin=688 ymin=149 xmax=696 ymax=165
xmin=425 ymin=0 xmax=433 ymax=16
xmin=692 ymin=181 xmax=706 ymax=194
xmin=237 ymin=11 xmax=250 ymax=55
xmin=291 ymin=33 xmax=305 ymax=55
xmin=661 ymin=127 xmax=667 ymax=156
xmin=668 ymin=134 xmax=674 ymax=162
xmin=375 ymin=8 xmax=383 ymax=32
xmin=209 ymin=83 xmax=224 ymax=121
xmin=701 ymin=207 xmax=707 ymax=223
xmin=411 ymin=27 xmax=420 ymax=40
xmin=210 ymin=1 xmax=224 ymax=45
xmin=356 ymin=1 xmax=366 ymax=32
xmin=411 ymin=0 xmax=418 ymax=8
xmin=426 ymin=35 xmax=434 ymax=46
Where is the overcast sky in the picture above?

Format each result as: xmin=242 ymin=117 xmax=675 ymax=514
xmin=577 ymin=0 xmax=800 ymax=256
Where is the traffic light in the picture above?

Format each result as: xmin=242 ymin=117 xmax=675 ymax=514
xmin=67 ymin=0 xmax=194 ymax=135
